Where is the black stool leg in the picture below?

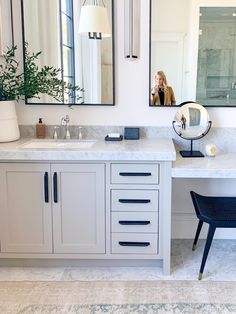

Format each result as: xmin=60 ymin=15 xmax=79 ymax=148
xmin=198 ymin=225 xmax=216 ymax=280
xmin=192 ymin=220 xmax=203 ymax=251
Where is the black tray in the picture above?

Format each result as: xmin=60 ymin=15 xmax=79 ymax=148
xmin=105 ymin=135 xmax=123 ymax=141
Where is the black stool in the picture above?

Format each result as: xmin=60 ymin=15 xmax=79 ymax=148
xmin=190 ymin=191 xmax=236 ymax=280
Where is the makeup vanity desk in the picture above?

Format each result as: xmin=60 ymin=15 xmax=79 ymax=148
xmin=171 ymin=153 xmax=236 ymax=239
xmin=172 ymin=153 xmax=236 ymax=178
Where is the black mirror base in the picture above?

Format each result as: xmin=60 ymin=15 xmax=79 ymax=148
xmin=180 ymin=150 xmax=204 ymax=158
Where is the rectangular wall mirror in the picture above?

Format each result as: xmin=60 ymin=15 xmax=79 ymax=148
xmin=149 ymin=0 xmax=236 ymax=107
xmin=21 ymin=0 xmax=114 ymax=106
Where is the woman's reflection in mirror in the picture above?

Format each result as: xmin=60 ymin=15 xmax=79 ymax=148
xmin=181 ymin=114 xmax=187 ymax=129
xmin=151 ymin=71 xmax=176 ymax=106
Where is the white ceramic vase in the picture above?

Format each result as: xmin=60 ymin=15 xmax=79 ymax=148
xmin=0 ymin=100 xmax=20 ymax=142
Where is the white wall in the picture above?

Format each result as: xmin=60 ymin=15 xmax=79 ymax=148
xmin=6 ymin=0 xmax=236 ymax=126
xmin=152 ymin=0 xmax=190 ymax=33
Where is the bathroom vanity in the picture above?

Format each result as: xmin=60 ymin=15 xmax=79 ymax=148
xmin=0 ymin=139 xmax=175 ymax=275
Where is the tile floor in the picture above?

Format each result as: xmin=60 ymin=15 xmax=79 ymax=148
xmin=0 ymin=240 xmax=235 ymax=282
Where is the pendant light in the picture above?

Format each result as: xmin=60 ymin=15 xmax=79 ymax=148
xmin=78 ymin=0 xmax=111 ymax=40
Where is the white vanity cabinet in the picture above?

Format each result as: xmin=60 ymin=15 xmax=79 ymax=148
xmin=0 ymin=138 xmax=174 ymax=274
xmin=51 ymin=164 xmax=105 ymax=254
xmin=0 ymin=163 xmax=105 ymax=255
xmin=0 ymin=163 xmax=52 ymax=253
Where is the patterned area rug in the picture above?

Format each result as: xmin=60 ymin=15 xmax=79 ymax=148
xmin=0 ymin=281 xmax=236 ymax=313
xmin=15 ymin=303 xmax=236 ymax=314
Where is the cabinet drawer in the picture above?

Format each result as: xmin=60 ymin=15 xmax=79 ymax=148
xmin=111 ymin=164 xmax=159 ymax=185
xmin=111 ymin=212 xmax=158 ymax=233
xmin=111 ymin=190 xmax=159 ymax=212
xmin=111 ymin=233 xmax=158 ymax=254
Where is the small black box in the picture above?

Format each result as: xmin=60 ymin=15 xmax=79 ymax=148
xmin=124 ymin=127 xmax=140 ymax=140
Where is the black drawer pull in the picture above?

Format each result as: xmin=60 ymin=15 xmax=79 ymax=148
xmin=119 ymin=241 xmax=150 ymax=247
xmin=44 ymin=172 xmax=49 ymax=203
xmin=119 ymin=199 xmax=151 ymax=204
xmin=53 ymin=172 xmax=58 ymax=203
xmin=119 ymin=172 xmax=152 ymax=177
xmin=119 ymin=221 xmax=151 ymax=225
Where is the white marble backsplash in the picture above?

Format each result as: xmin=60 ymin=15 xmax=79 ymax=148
xmin=19 ymin=125 xmax=236 ymax=153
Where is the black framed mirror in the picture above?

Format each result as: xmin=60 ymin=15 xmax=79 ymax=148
xmin=21 ymin=0 xmax=115 ymax=106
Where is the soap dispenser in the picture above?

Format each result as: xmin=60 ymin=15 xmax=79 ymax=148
xmin=36 ymin=118 xmax=46 ymax=139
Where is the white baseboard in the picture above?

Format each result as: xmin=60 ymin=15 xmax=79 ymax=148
xmin=172 ymin=213 xmax=236 ymax=239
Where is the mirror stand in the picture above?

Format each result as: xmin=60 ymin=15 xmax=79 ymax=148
xmin=172 ymin=121 xmax=212 ymax=158
xmin=179 ymin=139 xmax=205 ymax=158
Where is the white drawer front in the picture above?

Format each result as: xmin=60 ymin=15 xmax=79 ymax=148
xmin=111 ymin=164 xmax=159 ymax=185
xmin=111 ymin=233 xmax=158 ymax=254
xmin=111 ymin=190 xmax=159 ymax=212
xmin=112 ymin=212 xmax=158 ymax=233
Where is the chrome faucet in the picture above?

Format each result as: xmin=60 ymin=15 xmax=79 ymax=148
xmin=78 ymin=126 xmax=83 ymax=140
xmin=61 ymin=115 xmax=71 ymax=139
xmin=53 ymin=126 xmax=59 ymax=140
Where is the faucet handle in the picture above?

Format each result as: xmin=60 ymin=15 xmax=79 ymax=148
xmin=61 ymin=117 xmax=66 ymax=126
xmin=61 ymin=115 xmax=70 ymax=126
xmin=78 ymin=126 xmax=83 ymax=140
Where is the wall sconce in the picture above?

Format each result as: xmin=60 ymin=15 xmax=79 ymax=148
xmin=78 ymin=0 xmax=111 ymax=40
xmin=124 ymin=0 xmax=140 ymax=60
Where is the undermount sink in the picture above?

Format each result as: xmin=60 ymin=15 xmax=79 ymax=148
xmin=21 ymin=140 xmax=96 ymax=150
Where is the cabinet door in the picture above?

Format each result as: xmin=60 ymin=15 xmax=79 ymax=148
xmin=52 ymin=164 xmax=105 ymax=254
xmin=0 ymin=163 xmax=52 ymax=253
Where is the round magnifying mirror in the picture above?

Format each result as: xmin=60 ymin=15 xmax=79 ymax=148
xmin=173 ymin=102 xmax=212 ymax=158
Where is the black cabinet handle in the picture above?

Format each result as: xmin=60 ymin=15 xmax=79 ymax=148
xmin=119 ymin=172 xmax=152 ymax=177
xmin=119 ymin=199 xmax=151 ymax=204
xmin=53 ymin=172 xmax=58 ymax=203
xmin=119 ymin=221 xmax=151 ymax=226
xmin=126 ymin=55 xmax=138 ymax=59
xmin=44 ymin=172 xmax=49 ymax=203
xmin=119 ymin=241 xmax=150 ymax=247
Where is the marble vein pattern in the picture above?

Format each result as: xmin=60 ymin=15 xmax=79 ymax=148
xmin=0 ymin=138 xmax=176 ymax=161
xmin=173 ymin=153 xmax=236 ymax=178
xmin=19 ymin=125 xmax=236 ymax=154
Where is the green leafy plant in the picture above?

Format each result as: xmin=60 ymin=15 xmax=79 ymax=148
xmin=0 ymin=45 xmax=84 ymax=106
xmin=0 ymin=46 xmax=22 ymax=101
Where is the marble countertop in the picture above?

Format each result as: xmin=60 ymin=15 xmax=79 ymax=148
xmin=0 ymin=138 xmax=176 ymax=161
xmin=172 ymin=153 xmax=236 ymax=178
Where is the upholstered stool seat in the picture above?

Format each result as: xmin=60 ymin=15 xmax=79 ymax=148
xmin=190 ymin=191 xmax=236 ymax=280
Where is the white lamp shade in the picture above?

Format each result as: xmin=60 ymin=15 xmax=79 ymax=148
xmin=78 ymin=5 xmax=111 ymax=38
